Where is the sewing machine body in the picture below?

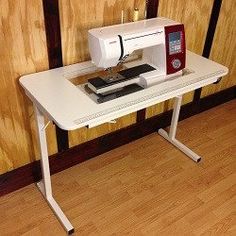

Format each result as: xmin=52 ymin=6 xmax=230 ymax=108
xmin=87 ymin=17 xmax=186 ymax=98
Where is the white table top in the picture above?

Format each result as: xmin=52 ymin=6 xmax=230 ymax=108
xmin=20 ymin=51 xmax=228 ymax=130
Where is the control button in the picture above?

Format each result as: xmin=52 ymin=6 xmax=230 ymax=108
xmin=172 ymin=59 xmax=181 ymax=69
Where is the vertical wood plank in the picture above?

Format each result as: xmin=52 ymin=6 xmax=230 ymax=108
xmin=0 ymin=0 xmax=51 ymax=174
xmin=193 ymin=0 xmax=223 ymax=104
xmin=146 ymin=0 xmax=159 ymax=18
xmin=42 ymin=0 xmax=63 ymax=68
xmin=42 ymin=0 xmax=69 ymax=152
xmin=201 ymin=0 xmax=236 ymax=97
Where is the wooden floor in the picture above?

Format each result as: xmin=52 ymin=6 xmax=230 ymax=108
xmin=0 ymin=100 xmax=236 ymax=236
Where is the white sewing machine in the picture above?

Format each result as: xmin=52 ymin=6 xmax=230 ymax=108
xmin=87 ymin=17 xmax=186 ymax=99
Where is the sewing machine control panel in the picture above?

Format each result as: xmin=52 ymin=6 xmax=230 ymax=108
xmin=165 ymin=24 xmax=186 ymax=75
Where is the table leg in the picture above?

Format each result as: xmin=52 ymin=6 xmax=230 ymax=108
xmin=158 ymin=95 xmax=201 ymax=162
xmin=34 ymin=105 xmax=74 ymax=234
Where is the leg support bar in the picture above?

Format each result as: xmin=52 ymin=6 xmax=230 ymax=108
xmin=37 ymin=181 xmax=74 ymax=234
xmin=158 ymin=95 xmax=201 ymax=163
xmin=158 ymin=129 xmax=201 ymax=162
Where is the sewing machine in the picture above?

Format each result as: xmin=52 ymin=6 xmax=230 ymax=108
xmin=87 ymin=17 xmax=186 ymax=101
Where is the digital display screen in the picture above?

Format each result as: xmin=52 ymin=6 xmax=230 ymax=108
xmin=169 ymin=31 xmax=182 ymax=55
xmin=169 ymin=32 xmax=181 ymax=42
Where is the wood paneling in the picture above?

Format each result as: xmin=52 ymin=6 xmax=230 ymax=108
xmin=59 ymin=0 xmax=146 ymax=148
xmin=146 ymin=0 xmax=214 ymax=118
xmin=0 ymin=100 xmax=235 ymax=235
xmin=201 ymin=0 xmax=236 ymax=97
xmin=0 ymin=0 xmax=53 ymax=174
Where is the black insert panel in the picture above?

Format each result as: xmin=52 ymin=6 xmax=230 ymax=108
xmin=88 ymin=64 xmax=156 ymax=91
xmin=96 ymin=84 xmax=144 ymax=103
xmin=118 ymin=64 xmax=156 ymax=79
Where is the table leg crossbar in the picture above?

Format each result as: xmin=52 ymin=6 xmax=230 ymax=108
xmin=158 ymin=95 xmax=202 ymax=162
xmin=34 ymin=105 xmax=74 ymax=235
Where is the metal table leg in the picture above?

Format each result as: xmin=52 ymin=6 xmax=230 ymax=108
xmin=158 ymin=95 xmax=201 ymax=162
xmin=34 ymin=105 xmax=74 ymax=234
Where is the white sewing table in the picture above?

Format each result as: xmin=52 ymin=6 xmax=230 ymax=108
xmin=20 ymin=51 xmax=228 ymax=234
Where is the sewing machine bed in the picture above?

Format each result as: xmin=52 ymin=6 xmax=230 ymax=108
xmin=87 ymin=63 xmax=156 ymax=92
xmin=20 ymin=51 xmax=228 ymax=130
xmin=79 ymin=67 xmax=192 ymax=104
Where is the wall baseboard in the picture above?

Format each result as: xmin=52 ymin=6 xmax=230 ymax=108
xmin=0 ymin=86 xmax=235 ymax=197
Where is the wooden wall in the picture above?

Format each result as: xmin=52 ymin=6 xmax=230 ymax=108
xmin=0 ymin=0 xmax=235 ymax=175
xmin=201 ymin=0 xmax=236 ymax=97
xmin=0 ymin=0 xmax=51 ymax=174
